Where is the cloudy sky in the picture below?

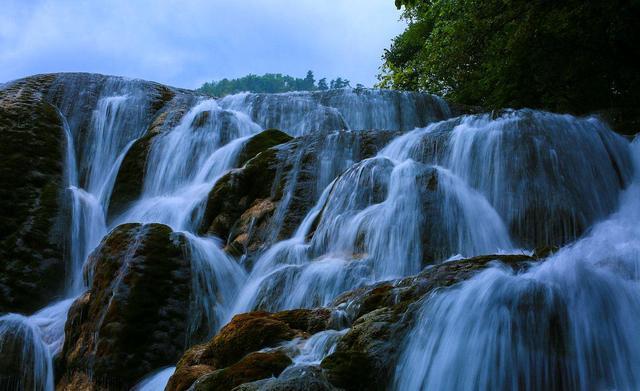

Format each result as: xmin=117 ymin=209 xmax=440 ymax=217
xmin=0 ymin=0 xmax=405 ymax=89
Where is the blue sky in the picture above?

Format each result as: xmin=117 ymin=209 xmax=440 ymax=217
xmin=0 ymin=0 xmax=405 ymax=89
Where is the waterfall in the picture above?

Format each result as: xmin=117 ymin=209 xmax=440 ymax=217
xmin=393 ymin=137 xmax=640 ymax=390
xmin=5 ymin=73 xmax=639 ymax=391
xmin=183 ymin=234 xmax=246 ymax=340
xmin=383 ymin=110 xmax=633 ymax=248
xmin=219 ymin=88 xmax=451 ymax=136
xmin=117 ymin=101 xmax=259 ymax=231
xmin=132 ymin=367 xmax=176 ymax=391
xmin=0 ymin=314 xmax=54 ymax=391
xmin=290 ymin=329 xmax=349 ymax=365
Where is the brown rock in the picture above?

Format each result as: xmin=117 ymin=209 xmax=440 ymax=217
xmin=191 ymin=351 xmax=292 ymax=391
xmin=167 ymin=309 xmax=332 ymax=391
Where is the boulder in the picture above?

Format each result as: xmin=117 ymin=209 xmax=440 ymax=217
xmin=236 ymin=129 xmax=293 ymax=167
xmin=57 ymin=223 xmax=191 ymax=390
xmin=0 ymin=75 xmax=67 ymax=314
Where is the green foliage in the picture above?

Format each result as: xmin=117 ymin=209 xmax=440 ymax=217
xmin=199 ymin=71 xmax=352 ymax=97
xmin=379 ymin=0 xmax=640 ymax=113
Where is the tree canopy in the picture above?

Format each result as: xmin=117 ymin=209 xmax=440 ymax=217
xmin=198 ymin=71 xmax=351 ymax=97
xmin=379 ymin=0 xmax=640 ymax=114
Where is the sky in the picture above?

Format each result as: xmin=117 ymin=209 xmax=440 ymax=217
xmin=0 ymin=0 xmax=406 ymax=89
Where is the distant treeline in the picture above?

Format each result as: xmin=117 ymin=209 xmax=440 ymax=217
xmin=198 ymin=71 xmax=363 ymax=97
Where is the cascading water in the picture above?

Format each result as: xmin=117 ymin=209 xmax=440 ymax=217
xmin=230 ymin=128 xmax=514 ymax=314
xmin=219 ymin=88 xmax=451 ymax=136
xmin=116 ymin=99 xmax=260 ymax=231
xmin=383 ymin=110 xmax=633 ymax=247
xmin=394 ymin=137 xmax=640 ymax=390
xmin=4 ymin=73 xmax=639 ymax=391
xmin=0 ymin=314 xmax=54 ymax=391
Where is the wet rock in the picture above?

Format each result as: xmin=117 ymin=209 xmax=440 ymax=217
xmin=57 ymin=223 xmax=191 ymax=390
xmin=236 ymin=129 xmax=293 ymax=167
xmin=167 ymin=309 xmax=331 ymax=391
xmin=191 ymin=351 xmax=292 ymax=391
xmin=0 ymin=75 xmax=67 ymax=314
xmin=225 ymin=199 xmax=277 ymax=258
xmin=321 ymin=351 xmax=377 ymax=390
xmin=201 ymin=146 xmax=284 ymax=241
xmin=168 ymin=254 xmax=537 ymax=391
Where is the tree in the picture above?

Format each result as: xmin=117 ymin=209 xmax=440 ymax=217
xmin=330 ymin=77 xmax=351 ymax=89
xmin=198 ymin=72 xmax=353 ymax=96
xmin=317 ymin=78 xmax=329 ymax=91
xmin=303 ymin=71 xmax=316 ymax=91
xmin=378 ymin=0 xmax=640 ymax=114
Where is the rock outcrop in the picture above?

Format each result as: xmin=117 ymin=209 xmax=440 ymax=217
xmin=57 ymin=223 xmax=191 ymax=390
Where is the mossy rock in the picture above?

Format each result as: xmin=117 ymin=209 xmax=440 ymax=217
xmin=232 ymin=365 xmax=337 ymax=391
xmin=236 ymin=129 xmax=292 ymax=167
xmin=192 ymin=351 xmax=292 ymax=391
xmin=318 ymin=254 xmax=540 ymax=390
xmin=200 ymin=146 xmax=285 ymax=239
xmin=58 ymin=223 xmax=192 ymax=390
xmin=167 ymin=309 xmax=331 ymax=391
xmin=0 ymin=75 xmax=67 ymax=314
